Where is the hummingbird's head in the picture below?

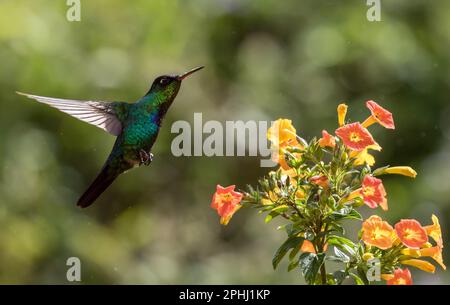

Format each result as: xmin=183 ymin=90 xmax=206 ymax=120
xmin=147 ymin=66 xmax=204 ymax=102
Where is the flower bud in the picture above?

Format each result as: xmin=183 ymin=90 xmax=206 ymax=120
xmin=363 ymin=252 xmax=374 ymax=261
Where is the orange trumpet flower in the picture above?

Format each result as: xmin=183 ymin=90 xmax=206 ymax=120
xmin=424 ymin=214 xmax=443 ymax=248
xmin=362 ymin=100 xmax=395 ymax=129
xmin=318 ymin=130 xmax=336 ymax=148
xmin=361 ymin=215 xmax=395 ymax=250
xmin=395 ymin=219 xmax=428 ymax=249
xmin=360 ymin=175 xmax=388 ymax=211
xmin=335 ymin=122 xmax=377 ymax=151
xmin=211 ymin=185 xmax=243 ymax=225
xmin=384 ymin=268 xmax=412 ymax=285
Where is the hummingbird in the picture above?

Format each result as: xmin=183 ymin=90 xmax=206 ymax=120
xmin=18 ymin=66 xmax=204 ymax=208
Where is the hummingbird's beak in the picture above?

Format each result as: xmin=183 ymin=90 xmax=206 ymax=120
xmin=177 ymin=66 xmax=204 ymax=80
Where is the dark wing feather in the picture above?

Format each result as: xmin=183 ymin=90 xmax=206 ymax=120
xmin=17 ymin=92 xmax=124 ymax=136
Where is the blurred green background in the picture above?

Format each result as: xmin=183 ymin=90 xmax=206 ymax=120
xmin=0 ymin=0 xmax=449 ymax=284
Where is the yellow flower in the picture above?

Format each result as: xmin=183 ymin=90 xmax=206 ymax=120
xmin=424 ymin=214 xmax=443 ymax=248
xmin=362 ymin=253 xmax=374 ymax=261
xmin=401 ymin=259 xmax=436 ymax=273
xmin=261 ymin=199 xmax=272 ymax=205
xmin=350 ymin=143 xmax=382 ymax=166
xmin=418 ymin=246 xmax=446 ymax=270
xmin=267 ymin=119 xmax=299 ymax=147
xmin=383 ymin=166 xmax=417 ymax=178
xmin=401 ymin=230 xmax=445 ymax=270
xmin=272 ymin=147 xmax=302 ymax=170
xmin=280 ymin=167 xmax=298 ymax=178
xmin=268 ymin=189 xmax=280 ymax=201
xmin=267 ymin=119 xmax=303 ymax=170
xmin=381 ymin=274 xmax=394 ymax=281
xmin=261 ymin=184 xmax=281 ymax=205
xmin=400 ymin=248 xmax=421 ymax=257
xmin=295 ymin=188 xmax=306 ymax=199
xmin=337 ymin=103 xmax=348 ymax=127
xmin=401 ymin=243 xmax=446 ymax=271
xmin=346 ymin=189 xmax=362 ymax=202
xmin=422 ymin=242 xmax=433 ymax=248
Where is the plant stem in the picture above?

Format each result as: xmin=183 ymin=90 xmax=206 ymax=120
xmin=315 ymin=220 xmax=328 ymax=285
xmin=318 ymin=236 xmax=327 ymax=285
xmin=320 ymin=262 xmax=327 ymax=285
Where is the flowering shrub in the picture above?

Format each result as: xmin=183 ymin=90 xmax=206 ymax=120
xmin=210 ymin=101 xmax=445 ymax=285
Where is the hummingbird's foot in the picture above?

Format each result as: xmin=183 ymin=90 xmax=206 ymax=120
xmin=139 ymin=150 xmax=153 ymax=166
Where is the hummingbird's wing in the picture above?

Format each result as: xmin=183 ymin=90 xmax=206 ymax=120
xmin=17 ymin=92 xmax=126 ymax=136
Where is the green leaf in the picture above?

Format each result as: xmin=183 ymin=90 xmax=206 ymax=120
xmin=351 ymin=196 xmax=365 ymax=208
xmin=264 ymin=212 xmax=276 ymax=223
xmin=333 ymin=270 xmax=349 ymax=285
xmin=372 ymin=165 xmax=390 ymax=177
xmin=298 ymin=252 xmax=325 ymax=284
xmin=346 ymin=209 xmax=362 ymax=220
xmin=327 ymin=235 xmax=356 ymax=256
xmin=288 ymin=260 xmax=299 ymax=272
xmin=326 ymin=256 xmax=347 ymax=263
xmin=272 ymin=236 xmax=304 ymax=269
xmin=328 ymin=222 xmax=345 ymax=235
xmin=289 ymin=245 xmax=300 ymax=261
xmin=357 ymin=266 xmax=370 ymax=285
xmin=282 ymin=223 xmax=293 ymax=235
xmin=349 ymin=272 xmax=364 ymax=285
xmin=264 ymin=205 xmax=289 ymax=223
xmin=327 ymin=247 xmax=350 ymax=263
xmin=271 ymin=205 xmax=289 ymax=213
xmin=328 ymin=206 xmax=362 ymax=221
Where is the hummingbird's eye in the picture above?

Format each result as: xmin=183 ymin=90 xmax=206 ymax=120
xmin=159 ymin=77 xmax=170 ymax=86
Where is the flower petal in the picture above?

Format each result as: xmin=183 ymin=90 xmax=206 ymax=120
xmin=395 ymin=219 xmax=428 ymax=249
xmin=365 ymin=100 xmax=395 ymax=129
xmin=335 ymin=122 xmax=377 ymax=151
xmin=386 ymin=268 xmax=412 ymax=285
xmin=362 ymin=215 xmax=394 ymax=250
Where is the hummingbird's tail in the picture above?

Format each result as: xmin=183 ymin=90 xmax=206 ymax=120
xmin=77 ymin=165 xmax=118 ymax=208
